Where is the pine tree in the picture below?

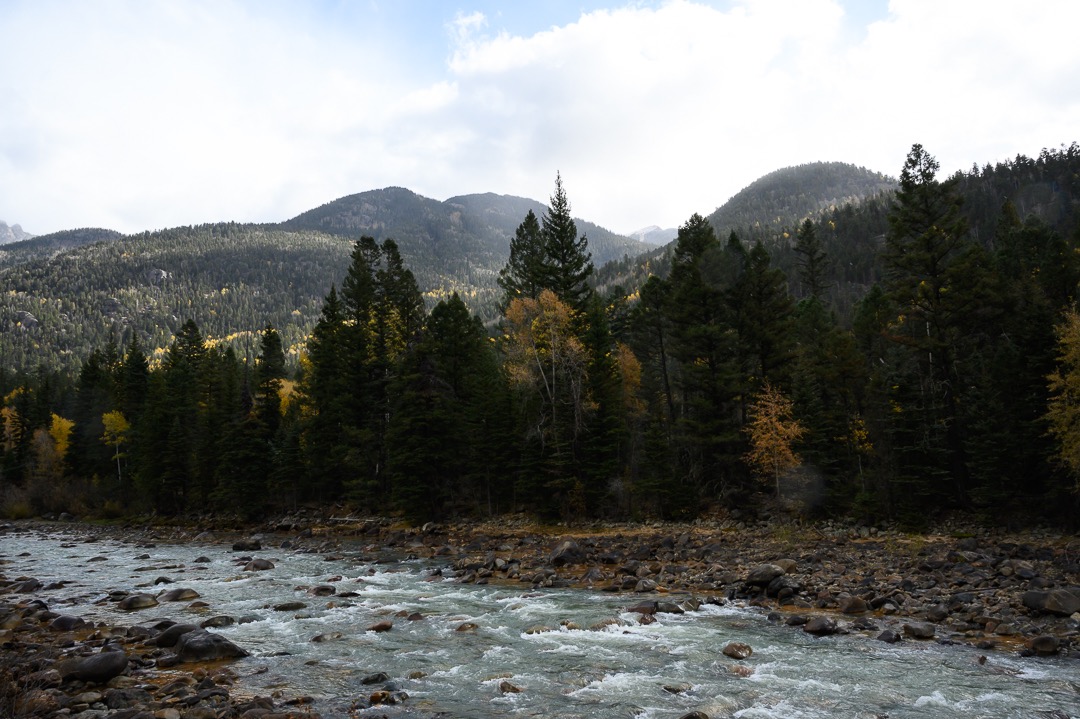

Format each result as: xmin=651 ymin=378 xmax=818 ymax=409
xmin=498 ymin=209 xmax=546 ymax=307
xmin=794 ymin=218 xmax=830 ymax=300
xmin=539 ymin=173 xmax=594 ymax=311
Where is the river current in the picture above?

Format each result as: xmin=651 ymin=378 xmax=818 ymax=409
xmin=2 ymin=526 xmax=1077 ymax=718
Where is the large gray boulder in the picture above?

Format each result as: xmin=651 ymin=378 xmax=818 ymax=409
xmin=549 ymin=540 xmax=585 ymax=567
xmin=1022 ymin=589 xmax=1080 ymax=616
xmin=56 ymin=648 xmax=128 ymax=684
xmin=745 ymin=564 xmax=785 ymax=586
xmin=174 ymin=629 xmax=250 ymax=662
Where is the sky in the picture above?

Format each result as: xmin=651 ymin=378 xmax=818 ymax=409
xmin=2 ymin=0 xmax=1078 ymax=237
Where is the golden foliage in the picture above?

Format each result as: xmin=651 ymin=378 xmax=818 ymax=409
xmin=1046 ymin=307 xmax=1080 ymax=493
xmin=744 ymin=382 xmax=806 ymax=497
xmin=49 ymin=414 xmax=74 ymax=459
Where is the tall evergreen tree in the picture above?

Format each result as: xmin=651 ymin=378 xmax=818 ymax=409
xmin=498 ymin=209 xmax=546 ymax=307
xmin=539 ymin=173 xmax=595 ymax=311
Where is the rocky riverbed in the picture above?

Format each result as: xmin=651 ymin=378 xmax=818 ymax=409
xmin=2 ymin=515 xmax=1078 ymax=718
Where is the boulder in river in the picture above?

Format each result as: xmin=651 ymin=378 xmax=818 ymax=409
xmin=174 ymin=628 xmax=250 ymax=662
xmin=118 ymin=593 xmax=158 ymax=610
xmin=244 ymin=558 xmax=275 ymax=571
xmin=151 ymin=623 xmax=198 ymax=647
xmin=722 ymin=641 xmax=753 ymax=659
xmin=158 ymin=587 xmax=200 ymax=602
xmin=55 ymin=648 xmax=128 ymax=684
xmin=233 ymin=538 xmax=262 ymax=551
xmin=803 ymin=616 xmax=839 ymax=635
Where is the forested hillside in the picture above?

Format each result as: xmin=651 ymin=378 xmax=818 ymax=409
xmin=0 ymin=188 xmax=649 ymax=374
xmin=3 ymin=145 xmax=1080 ymax=530
xmin=594 ymin=161 xmax=897 ymax=300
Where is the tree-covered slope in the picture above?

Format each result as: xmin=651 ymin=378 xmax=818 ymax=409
xmin=1 ymin=224 xmax=353 ymax=373
xmin=706 ymin=161 xmax=897 ymax=239
xmin=280 ymin=187 xmax=650 ymax=313
xmin=1 ymin=188 xmax=650 ymax=374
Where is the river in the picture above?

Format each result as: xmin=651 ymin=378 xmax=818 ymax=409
xmin=2 ymin=526 xmax=1078 ymax=718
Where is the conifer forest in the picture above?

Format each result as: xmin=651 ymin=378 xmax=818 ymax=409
xmin=3 ymin=144 xmax=1080 ymax=528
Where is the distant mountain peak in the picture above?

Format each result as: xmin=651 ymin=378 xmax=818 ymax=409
xmin=627 ymin=225 xmax=677 ymax=245
xmin=0 ymin=220 xmax=34 ymax=245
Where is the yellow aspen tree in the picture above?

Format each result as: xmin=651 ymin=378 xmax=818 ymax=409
xmin=101 ymin=410 xmax=131 ymax=490
xmin=49 ymin=414 xmax=74 ymax=460
xmin=744 ymin=382 xmax=806 ymax=498
xmin=1046 ymin=307 xmax=1080 ymax=494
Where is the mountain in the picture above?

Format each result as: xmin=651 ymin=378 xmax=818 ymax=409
xmin=707 ymin=161 xmax=897 ymax=240
xmin=0 ymin=227 xmax=123 ymax=267
xmin=1 ymin=189 xmax=650 ymax=374
xmin=0 ymin=221 xmax=34 ymax=245
xmin=628 ymin=225 xmax=677 ymax=245
xmin=594 ymin=162 xmax=897 ymax=298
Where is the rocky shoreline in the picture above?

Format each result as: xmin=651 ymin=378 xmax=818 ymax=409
xmin=2 ymin=515 xmax=1078 ymax=718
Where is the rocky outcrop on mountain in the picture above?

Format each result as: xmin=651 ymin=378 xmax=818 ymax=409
xmin=0 ymin=220 xmax=33 ymax=245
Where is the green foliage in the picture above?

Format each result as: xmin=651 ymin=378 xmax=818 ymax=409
xmin=5 ymin=143 xmax=1080 ymax=527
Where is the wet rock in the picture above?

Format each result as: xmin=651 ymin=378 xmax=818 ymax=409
xmin=118 ymin=593 xmax=159 ymax=610
xmin=233 ymin=538 xmax=262 ymax=551
xmin=368 ymin=620 xmax=393 ymax=632
xmin=310 ymin=585 xmax=336 ymax=596
xmin=803 ymin=617 xmax=839 ymax=635
xmin=200 ymin=615 xmax=236 ymax=628
xmin=1028 ymin=635 xmax=1060 ymax=655
xmin=13 ymin=577 xmax=43 ymax=593
xmin=274 ymin=601 xmax=307 ymax=612
xmin=499 ymin=680 xmax=522 ymax=693
xmin=677 ymin=712 xmax=710 ymax=719
xmin=49 ymin=614 xmax=88 ymax=631
xmin=174 ymin=628 xmax=250 ymax=662
xmin=311 ymin=632 xmax=344 ymax=643
xmin=361 ymin=671 xmax=389 ymax=685
xmin=722 ymin=641 xmax=753 ymax=659
xmin=903 ymin=622 xmax=936 ymax=639
xmin=549 ymin=539 xmax=585 ymax=567
xmin=455 ymin=622 xmax=478 ymax=632
xmin=152 ymin=623 xmax=198 ymax=647
xmin=627 ymin=600 xmax=657 ymax=615
xmin=877 ymin=628 xmax=902 ymax=643
xmin=56 ymin=647 xmax=129 ymax=683
xmin=244 ymin=558 xmax=275 ymax=571
xmin=158 ymin=587 xmax=200 ymax=602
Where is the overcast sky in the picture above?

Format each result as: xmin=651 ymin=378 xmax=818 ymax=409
xmin=2 ymin=0 xmax=1078 ymax=237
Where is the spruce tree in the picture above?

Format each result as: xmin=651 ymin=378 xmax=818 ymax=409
xmin=498 ymin=209 xmax=546 ymax=307
xmin=539 ymin=173 xmax=594 ymax=311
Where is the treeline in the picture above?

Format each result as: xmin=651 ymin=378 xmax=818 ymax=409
xmin=2 ymin=147 xmax=1080 ymax=527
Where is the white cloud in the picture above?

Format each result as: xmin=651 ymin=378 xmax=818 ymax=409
xmin=1 ymin=0 xmax=1078 ymax=236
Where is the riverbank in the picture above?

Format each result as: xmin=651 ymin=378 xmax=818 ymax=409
xmin=2 ymin=514 xmax=1078 ymax=718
